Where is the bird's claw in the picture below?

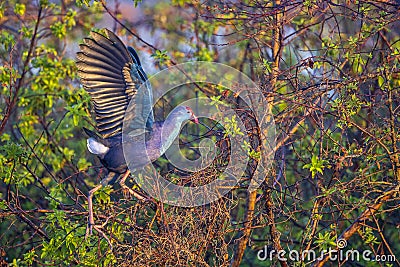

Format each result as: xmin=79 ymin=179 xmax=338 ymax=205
xmin=86 ymin=215 xmax=96 ymax=238
xmin=85 ymin=223 xmax=93 ymax=238
xmin=120 ymin=184 xmax=147 ymax=201
xmin=121 ymin=185 xmax=132 ymax=200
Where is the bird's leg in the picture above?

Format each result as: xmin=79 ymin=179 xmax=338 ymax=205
xmin=119 ymin=170 xmax=146 ymax=201
xmin=86 ymin=184 xmax=103 ymax=237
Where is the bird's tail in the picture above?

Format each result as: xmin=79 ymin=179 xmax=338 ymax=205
xmin=83 ymin=127 xmax=101 ymax=139
xmin=83 ymin=127 xmax=109 ymax=155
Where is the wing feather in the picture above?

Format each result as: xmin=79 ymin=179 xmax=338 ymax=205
xmin=79 ymin=44 xmax=122 ymax=70
xmin=76 ymin=29 xmax=154 ymax=138
xmin=82 ymin=38 xmax=124 ymax=64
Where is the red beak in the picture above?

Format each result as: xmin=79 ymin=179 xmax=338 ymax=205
xmin=191 ymin=114 xmax=199 ymax=124
xmin=186 ymin=106 xmax=199 ymax=124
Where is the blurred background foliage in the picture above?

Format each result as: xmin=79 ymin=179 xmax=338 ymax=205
xmin=0 ymin=0 xmax=399 ymax=266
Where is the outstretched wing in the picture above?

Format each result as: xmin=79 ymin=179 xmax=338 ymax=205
xmin=76 ymin=29 xmax=154 ymax=138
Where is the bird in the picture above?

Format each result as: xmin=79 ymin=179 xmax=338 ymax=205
xmin=76 ymin=29 xmax=198 ymax=235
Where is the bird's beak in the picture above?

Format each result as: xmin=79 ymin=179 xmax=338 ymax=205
xmin=190 ymin=113 xmax=199 ymax=124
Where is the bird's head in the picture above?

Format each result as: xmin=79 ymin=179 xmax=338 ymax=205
xmin=185 ymin=106 xmax=199 ymax=124
xmin=171 ymin=106 xmax=199 ymax=124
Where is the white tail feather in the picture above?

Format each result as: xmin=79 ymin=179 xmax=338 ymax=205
xmin=87 ymin=138 xmax=109 ymax=155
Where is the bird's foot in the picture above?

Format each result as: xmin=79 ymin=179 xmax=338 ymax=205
xmin=85 ymin=223 xmax=93 ymax=238
xmin=120 ymin=184 xmax=147 ymax=201
xmin=85 ymin=213 xmax=96 ymax=238
xmin=86 ymin=184 xmax=103 ymax=237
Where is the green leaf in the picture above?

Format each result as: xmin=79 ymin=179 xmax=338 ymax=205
xmin=0 ymin=200 xmax=7 ymax=210
xmin=14 ymin=3 xmax=26 ymax=16
xmin=223 ymin=115 xmax=244 ymax=138
xmin=151 ymin=50 xmax=170 ymax=65
xmin=50 ymin=21 xmax=67 ymax=39
xmin=133 ymin=0 xmax=142 ymax=7
xmin=378 ymin=76 xmax=385 ymax=88
xmin=303 ymin=155 xmax=327 ymax=178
